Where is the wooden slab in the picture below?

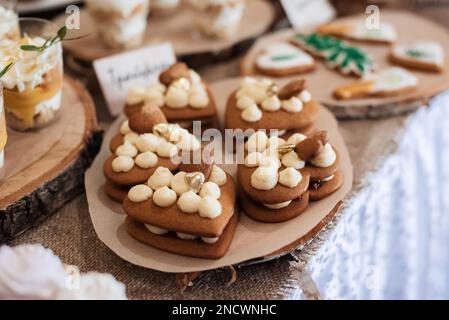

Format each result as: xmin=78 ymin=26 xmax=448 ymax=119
xmin=241 ymin=10 xmax=449 ymax=119
xmin=53 ymin=0 xmax=275 ymax=62
xmin=0 ymin=76 xmax=102 ymax=241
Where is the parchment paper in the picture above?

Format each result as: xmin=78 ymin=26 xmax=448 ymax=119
xmin=84 ymin=77 xmax=353 ymax=273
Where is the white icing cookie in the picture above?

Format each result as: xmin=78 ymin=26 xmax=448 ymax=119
xmin=391 ymin=41 xmax=445 ymax=72
xmin=334 ymin=67 xmax=418 ymax=100
xmin=256 ymin=42 xmax=315 ymax=76
xmin=318 ymin=21 xmax=397 ymax=43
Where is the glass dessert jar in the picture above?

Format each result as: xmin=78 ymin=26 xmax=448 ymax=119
xmin=189 ymin=0 xmax=245 ymax=39
xmin=86 ymin=0 xmax=150 ymax=49
xmin=0 ymin=18 xmax=63 ymax=131
xmin=0 ymin=84 xmax=6 ymax=179
xmin=0 ymin=0 xmax=19 ymax=41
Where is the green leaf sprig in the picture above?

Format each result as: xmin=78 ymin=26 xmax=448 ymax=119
xmin=0 ymin=62 xmax=14 ymax=79
xmin=20 ymin=26 xmax=89 ymax=53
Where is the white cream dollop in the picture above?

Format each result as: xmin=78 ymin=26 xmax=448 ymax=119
xmin=299 ymin=90 xmax=312 ymax=103
xmin=112 ymin=156 xmax=134 ymax=172
xmin=282 ymin=97 xmax=303 ymax=113
xmin=171 ymin=172 xmax=189 ymax=196
xmin=156 ymin=140 xmax=178 ymax=158
xmin=201 ymin=237 xmax=220 ymax=244
xmin=189 ymin=87 xmax=209 ymax=108
xmin=236 ymin=96 xmax=255 ymax=110
xmin=245 ymin=131 xmax=268 ymax=152
xmin=310 ymin=143 xmax=336 ymax=168
xmin=287 ymin=133 xmax=307 ymax=145
xmin=199 ymin=182 xmax=221 ymax=199
xmin=135 ymin=134 xmax=160 ymax=153
xmin=251 ymin=166 xmax=278 ymax=190
xmin=209 ymin=165 xmax=227 ymax=186
xmin=281 ymin=151 xmax=305 ymax=170
xmin=165 ymin=86 xmax=189 ymax=109
xmin=145 ymin=224 xmax=169 ymax=235
xmin=120 ymin=121 xmax=131 ymax=135
xmin=279 ymin=167 xmax=302 ymax=188
xmin=198 ymin=196 xmax=222 ymax=219
xmin=241 ymin=104 xmax=262 ymax=122
xmin=263 ymin=200 xmax=292 ymax=210
xmin=135 ymin=151 xmax=158 ymax=169
xmin=177 ymin=191 xmax=202 ymax=214
xmin=261 ymin=95 xmax=281 ymax=112
xmin=126 ymin=87 xmax=146 ymax=105
xmin=177 ymin=232 xmax=198 ymax=240
xmin=115 ymin=142 xmax=138 ymax=158
xmin=128 ymin=184 xmax=153 ymax=203
xmin=147 ymin=167 xmax=174 ymax=190
xmin=244 ymin=152 xmax=263 ymax=167
xmin=153 ymin=186 xmax=177 ymax=207
xmin=124 ymin=132 xmax=140 ymax=145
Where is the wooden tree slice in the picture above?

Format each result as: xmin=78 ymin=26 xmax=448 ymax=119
xmin=0 ymin=76 xmax=102 ymax=241
xmin=241 ymin=10 xmax=449 ymax=119
xmin=53 ymin=0 xmax=275 ymax=62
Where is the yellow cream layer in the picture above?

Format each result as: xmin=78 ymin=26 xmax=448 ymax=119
xmin=3 ymin=66 xmax=62 ymax=128
xmin=0 ymin=110 xmax=7 ymax=151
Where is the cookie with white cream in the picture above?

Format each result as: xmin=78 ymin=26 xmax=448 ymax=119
xmin=225 ymin=78 xmax=320 ymax=139
xmin=390 ymin=41 xmax=445 ymax=73
xmin=103 ymin=104 xmax=202 ymax=202
xmin=255 ymin=42 xmax=315 ymax=77
xmin=334 ymin=67 xmax=418 ymax=100
xmin=123 ymin=157 xmax=238 ymax=259
xmin=124 ymin=63 xmax=218 ymax=130
xmin=317 ymin=20 xmax=397 ymax=44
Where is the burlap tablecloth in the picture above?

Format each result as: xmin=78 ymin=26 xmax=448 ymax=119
xmin=8 ymin=59 xmax=409 ymax=300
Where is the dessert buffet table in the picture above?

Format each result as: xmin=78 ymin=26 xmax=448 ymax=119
xmin=10 ymin=57 xmax=439 ymax=300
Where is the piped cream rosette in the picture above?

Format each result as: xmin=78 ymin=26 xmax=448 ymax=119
xmin=86 ymin=0 xmax=150 ymax=49
xmin=0 ymin=6 xmax=19 ymax=41
xmin=0 ymin=36 xmax=63 ymax=131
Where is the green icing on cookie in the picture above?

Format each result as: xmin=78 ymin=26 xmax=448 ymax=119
xmin=406 ymin=49 xmax=432 ymax=59
xmin=270 ymin=54 xmax=300 ymax=61
xmin=294 ymin=33 xmax=373 ymax=76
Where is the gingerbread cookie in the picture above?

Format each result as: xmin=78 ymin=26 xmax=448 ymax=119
xmin=124 ymin=62 xmax=217 ymax=130
xmin=237 ymin=130 xmax=344 ymax=223
xmin=334 ymin=67 xmax=418 ymax=100
xmin=225 ymin=77 xmax=320 ymax=141
xmin=123 ymin=161 xmax=238 ymax=259
xmin=317 ymin=20 xmax=397 ymax=44
xmin=291 ymin=33 xmax=374 ymax=77
xmin=255 ymin=42 xmax=315 ymax=77
xmin=103 ymin=105 xmax=202 ymax=202
xmin=390 ymin=41 xmax=445 ymax=73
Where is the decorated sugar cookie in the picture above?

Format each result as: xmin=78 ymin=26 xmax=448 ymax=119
xmin=317 ymin=20 xmax=397 ymax=44
xmin=333 ymin=67 xmax=418 ymax=100
xmin=124 ymin=63 xmax=217 ymax=130
xmin=103 ymin=105 xmax=202 ymax=202
xmin=255 ymin=42 xmax=315 ymax=77
xmin=238 ymin=130 xmax=343 ymax=223
xmin=390 ymin=41 xmax=445 ymax=73
xmin=225 ymin=77 xmax=320 ymax=136
xmin=123 ymin=154 xmax=238 ymax=259
xmin=291 ymin=33 xmax=374 ymax=77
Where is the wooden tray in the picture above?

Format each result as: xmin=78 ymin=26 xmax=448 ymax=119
xmin=0 ymin=76 xmax=102 ymax=241
xmin=241 ymin=10 xmax=449 ymax=119
xmin=53 ymin=0 xmax=275 ymax=62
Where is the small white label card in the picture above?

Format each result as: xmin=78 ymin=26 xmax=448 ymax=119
xmin=93 ymin=42 xmax=176 ymax=116
xmin=281 ymin=0 xmax=336 ymax=30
